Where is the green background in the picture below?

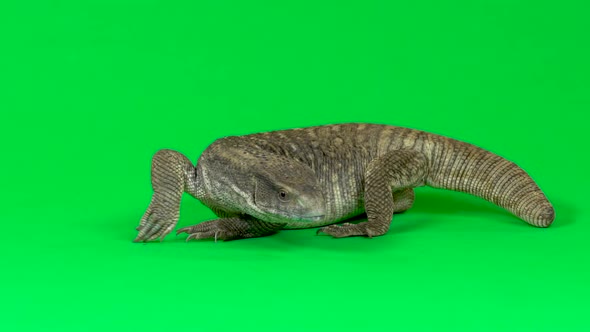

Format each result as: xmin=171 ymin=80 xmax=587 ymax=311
xmin=1 ymin=1 xmax=589 ymax=331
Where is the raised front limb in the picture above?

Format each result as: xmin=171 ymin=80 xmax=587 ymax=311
xmin=176 ymin=218 xmax=285 ymax=241
xmin=134 ymin=149 xmax=197 ymax=242
xmin=318 ymin=150 xmax=428 ymax=238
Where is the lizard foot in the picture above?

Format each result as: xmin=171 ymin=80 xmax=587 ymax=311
xmin=176 ymin=219 xmax=239 ymax=242
xmin=316 ymin=222 xmax=386 ymax=238
xmin=134 ymin=200 xmax=179 ymax=243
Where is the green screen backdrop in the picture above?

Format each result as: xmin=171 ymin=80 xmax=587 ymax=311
xmin=1 ymin=1 xmax=589 ymax=331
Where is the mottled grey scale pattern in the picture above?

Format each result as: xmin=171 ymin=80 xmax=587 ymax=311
xmin=134 ymin=123 xmax=555 ymax=242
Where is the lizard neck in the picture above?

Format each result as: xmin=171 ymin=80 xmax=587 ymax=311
xmin=188 ymin=161 xmax=207 ymax=200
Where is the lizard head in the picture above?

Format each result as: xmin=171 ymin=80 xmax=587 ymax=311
xmin=251 ymin=159 xmax=326 ymax=223
xmin=200 ymin=140 xmax=326 ymax=224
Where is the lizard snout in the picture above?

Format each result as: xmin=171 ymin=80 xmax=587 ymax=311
xmin=296 ymin=191 xmax=326 ymax=221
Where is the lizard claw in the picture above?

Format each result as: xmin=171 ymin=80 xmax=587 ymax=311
xmin=186 ymin=233 xmax=199 ymax=242
xmin=176 ymin=225 xmax=197 ymax=236
xmin=185 ymin=230 xmax=219 ymax=242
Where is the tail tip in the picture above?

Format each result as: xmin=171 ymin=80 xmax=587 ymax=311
xmin=534 ymin=205 xmax=555 ymax=228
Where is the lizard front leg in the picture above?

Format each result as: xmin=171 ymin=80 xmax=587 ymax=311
xmin=318 ymin=150 xmax=428 ymax=238
xmin=134 ymin=149 xmax=197 ymax=242
xmin=176 ymin=218 xmax=285 ymax=241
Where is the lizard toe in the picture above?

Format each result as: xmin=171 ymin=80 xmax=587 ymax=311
xmin=176 ymin=225 xmax=195 ymax=235
xmin=317 ymin=222 xmax=376 ymax=238
xmin=141 ymin=223 xmax=162 ymax=242
xmin=134 ymin=214 xmax=177 ymax=243
xmin=186 ymin=230 xmax=225 ymax=242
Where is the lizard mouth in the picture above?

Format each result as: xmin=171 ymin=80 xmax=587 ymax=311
xmin=299 ymin=214 xmax=325 ymax=221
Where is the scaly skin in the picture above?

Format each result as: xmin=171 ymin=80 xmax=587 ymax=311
xmin=134 ymin=123 xmax=555 ymax=242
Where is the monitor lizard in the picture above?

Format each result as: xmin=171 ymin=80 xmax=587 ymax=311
xmin=134 ymin=123 xmax=554 ymax=242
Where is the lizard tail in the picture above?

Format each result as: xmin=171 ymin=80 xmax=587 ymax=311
xmin=426 ymin=137 xmax=555 ymax=227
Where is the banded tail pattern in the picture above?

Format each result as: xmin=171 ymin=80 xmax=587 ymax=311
xmin=426 ymin=135 xmax=554 ymax=227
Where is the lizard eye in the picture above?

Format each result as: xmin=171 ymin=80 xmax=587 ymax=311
xmin=278 ymin=190 xmax=289 ymax=201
